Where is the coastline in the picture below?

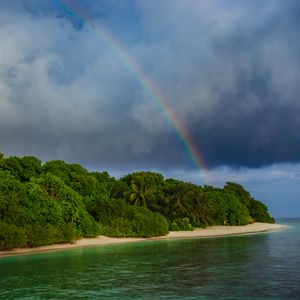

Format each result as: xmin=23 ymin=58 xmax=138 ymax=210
xmin=0 ymin=222 xmax=286 ymax=258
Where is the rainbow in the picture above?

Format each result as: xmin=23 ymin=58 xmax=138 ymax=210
xmin=54 ymin=0 xmax=210 ymax=183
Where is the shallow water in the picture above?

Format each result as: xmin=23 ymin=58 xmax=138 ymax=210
xmin=0 ymin=219 xmax=299 ymax=299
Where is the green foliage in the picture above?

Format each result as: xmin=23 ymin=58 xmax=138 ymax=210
xmin=169 ymin=217 xmax=193 ymax=231
xmin=161 ymin=179 xmax=214 ymax=227
xmin=22 ymin=182 xmax=64 ymax=227
xmin=91 ymin=198 xmax=169 ymax=237
xmin=42 ymin=160 xmax=102 ymax=197
xmin=249 ymin=199 xmax=275 ymax=223
xmin=223 ymin=182 xmax=274 ymax=223
xmin=25 ymin=223 xmax=81 ymax=247
xmin=91 ymin=171 xmax=117 ymax=197
xmin=1 ymin=156 xmax=41 ymax=182
xmin=0 ymin=152 xmax=275 ymax=249
xmin=121 ymin=172 xmax=165 ymax=210
xmin=35 ymin=173 xmax=101 ymax=237
xmin=203 ymin=189 xmax=252 ymax=226
xmin=124 ymin=181 xmax=153 ymax=207
xmin=0 ymin=222 xmax=27 ymax=249
xmin=0 ymin=171 xmax=27 ymax=224
xmin=78 ymin=214 xmax=102 ymax=237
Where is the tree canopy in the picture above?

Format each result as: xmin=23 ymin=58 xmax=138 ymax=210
xmin=0 ymin=152 xmax=274 ymax=249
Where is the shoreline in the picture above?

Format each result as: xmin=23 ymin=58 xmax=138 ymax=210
xmin=0 ymin=222 xmax=286 ymax=258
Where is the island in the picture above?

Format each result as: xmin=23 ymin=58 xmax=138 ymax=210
xmin=0 ymin=152 xmax=279 ymax=255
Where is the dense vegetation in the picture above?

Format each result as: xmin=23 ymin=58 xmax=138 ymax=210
xmin=0 ymin=153 xmax=274 ymax=249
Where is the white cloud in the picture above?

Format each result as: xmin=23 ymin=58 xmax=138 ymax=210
xmin=0 ymin=0 xmax=300 ymax=171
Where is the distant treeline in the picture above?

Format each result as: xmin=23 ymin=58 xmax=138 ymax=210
xmin=0 ymin=153 xmax=274 ymax=249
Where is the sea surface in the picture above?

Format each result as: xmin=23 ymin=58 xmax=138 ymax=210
xmin=0 ymin=219 xmax=299 ymax=299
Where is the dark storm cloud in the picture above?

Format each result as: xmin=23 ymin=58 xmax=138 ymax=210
xmin=0 ymin=0 xmax=300 ymax=171
xmin=136 ymin=0 xmax=300 ymax=168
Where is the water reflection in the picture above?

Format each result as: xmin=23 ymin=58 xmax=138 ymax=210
xmin=0 ymin=220 xmax=299 ymax=299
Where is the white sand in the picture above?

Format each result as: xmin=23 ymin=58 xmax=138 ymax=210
xmin=161 ymin=222 xmax=285 ymax=239
xmin=0 ymin=222 xmax=286 ymax=257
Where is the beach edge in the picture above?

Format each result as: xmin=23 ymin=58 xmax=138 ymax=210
xmin=0 ymin=222 xmax=287 ymax=258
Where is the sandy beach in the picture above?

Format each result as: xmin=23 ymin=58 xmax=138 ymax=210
xmin=0 ymin=222 xmax=285 ymax=258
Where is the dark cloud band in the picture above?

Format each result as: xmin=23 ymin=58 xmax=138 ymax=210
xmin=0 ymin=0 xmax=299 ymax=172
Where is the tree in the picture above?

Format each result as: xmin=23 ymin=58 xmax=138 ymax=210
xmin=0 ymin=151 xmax=276 ymax=248
xmin=121 ymin=172 xmax=164 ymax=208
xmin=124 ymin=181 xmax=153 ymax=208
xmin=0 ymin=155 xmax=41 ymax=182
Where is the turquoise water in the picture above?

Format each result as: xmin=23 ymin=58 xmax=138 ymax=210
xmin=0 ymin=219 xmax=299 ymax=299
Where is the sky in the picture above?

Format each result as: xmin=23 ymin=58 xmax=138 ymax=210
xmin=0 ymin=0 xmax=299 ymax=217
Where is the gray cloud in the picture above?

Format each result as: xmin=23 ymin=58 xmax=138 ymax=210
xmin=0 ymin=0 xmax=300 ymax=173
xmin=134 ymin=0 xmax=300 ymax=168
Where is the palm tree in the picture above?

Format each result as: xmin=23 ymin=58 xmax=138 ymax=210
xmin=166 ymin=185 xmax=212 ymax=226
xmin=124 ymin=181 xmax=153 ymax=208
xmin=167 ymin=186 xmax=195 ymax=220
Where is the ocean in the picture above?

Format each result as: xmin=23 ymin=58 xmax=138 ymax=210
xmin=0 ymin=219 xmax=299 ymax=299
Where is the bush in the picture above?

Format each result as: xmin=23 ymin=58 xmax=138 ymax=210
xmin=60 ymin=223 xmax=82 ymax=243
xmin=25 ymin=225 xmax=60 ymax=247
xmin=25 ymin=224 xmax=81 ymax=247
xmin=0 ymin=153 xmax=276 ymax=249
xmin=0 ymin=222 xmax=27 ymax=249
xmin=92 ymin=198 xmax=169 ymax=237
xmin=249 ymin=200 xmax=275 ymax=223
xmin=169 ymin=217 xmax=193 ymax=231
xmin=78 ymin=213 xmax=102 ymax=237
